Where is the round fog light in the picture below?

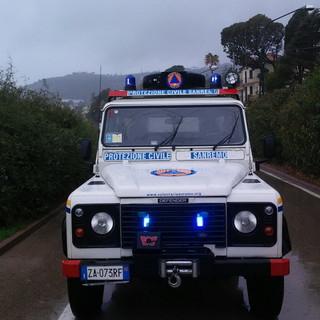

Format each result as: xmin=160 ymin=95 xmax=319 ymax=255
xmin=234 ymin=211 xmax=257 ymax=233
xmin=75 ymin=208 xmax=84 ymax=217
xmin=264 ymin=206 xmax=274 ymax=215
xmin=91 ymin=212 xmax=114 ymax=235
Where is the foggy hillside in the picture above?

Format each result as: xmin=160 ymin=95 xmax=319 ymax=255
xmin=27 ymin=64 xmax=232 ymax=104
xmin=27 ymin=72 xmax=151 ymax=103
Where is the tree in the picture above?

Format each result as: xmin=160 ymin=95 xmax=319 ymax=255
xmin=0 ymin=66 xmax=97 ymax=228
xmin=165 ymin=65 xmax=185 ymax=72
xmin=265 ymin=60 xmax=295 ymax=92
xmin=284 ymin=10 xmax=307 ymax=52
xmin=221 ymin=14 xmax=284 ymax=69
xmin=87 ymin=88 xmax=110 ymax=125
xmin=204 ymin=53 xmax=219 ymax=70
xmin=285 ymin=9 xmax=320 ymax=83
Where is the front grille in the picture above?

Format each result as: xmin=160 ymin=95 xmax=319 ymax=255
xmin=121 ymin=203 xmax=226 ymax=250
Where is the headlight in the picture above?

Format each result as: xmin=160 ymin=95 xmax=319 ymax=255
xmin=234 ymin=211 xmax=257 ymax=233
xmin=91 ymin=212 xmax=114 ymax=235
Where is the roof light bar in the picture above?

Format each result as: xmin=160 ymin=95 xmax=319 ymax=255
xmin=109 ymin=88 xmax=238 ymax=97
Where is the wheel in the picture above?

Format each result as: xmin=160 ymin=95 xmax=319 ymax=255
xmin=67 ymin=277 xmax=104 ymax=319
xmin=246 ymin=276 xmax=284 ymax=318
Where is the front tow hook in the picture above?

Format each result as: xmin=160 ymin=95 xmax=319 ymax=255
xmin=168 ymin=266 xmax=182 ymax=288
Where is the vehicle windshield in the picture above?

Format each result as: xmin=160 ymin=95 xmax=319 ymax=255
xmin=102 ymin=105 xmax=246 ymax=147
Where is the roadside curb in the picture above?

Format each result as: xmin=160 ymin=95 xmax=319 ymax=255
xmin=0 ymin=203 xmax=65 ymax=256
xmin=260 ymin=164 xmax=320 ymax=197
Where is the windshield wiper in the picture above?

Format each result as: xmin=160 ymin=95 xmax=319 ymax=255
xmin=212 ymin=115 xmax=239 ymax=150
xmin=155 ymin=116 xmax=183 ymax=151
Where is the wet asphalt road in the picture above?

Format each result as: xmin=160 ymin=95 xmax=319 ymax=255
xmin=0 ymin=171 xmax=320 ymax=320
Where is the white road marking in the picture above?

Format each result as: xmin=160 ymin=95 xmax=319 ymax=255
xmin=58 ymin=304 xmax=73 ymax=320
xmin=58 ymin=285 xmax=113 ymax=319
xmin=261 ymin=169 xmax=320 ymax=199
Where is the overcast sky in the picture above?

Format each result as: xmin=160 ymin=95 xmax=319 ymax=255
xmin=0 ymin=0 xmax=316 ymax=84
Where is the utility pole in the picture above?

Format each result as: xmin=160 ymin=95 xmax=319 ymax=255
xmin=98 ymin=66 xmax=102 ymax=108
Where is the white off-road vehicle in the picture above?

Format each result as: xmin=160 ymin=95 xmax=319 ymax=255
xmin=62 ymin=71 xmax=291 ymax=319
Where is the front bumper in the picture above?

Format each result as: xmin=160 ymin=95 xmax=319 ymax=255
xmin=62 ymin=255 xmax=290 ymax=279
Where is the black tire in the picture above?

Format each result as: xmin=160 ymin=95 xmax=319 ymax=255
xmin=61 ymin=217 xmax=67 ymax=257
xmin=67 ymin=277 xmax=104 ymax=319
xmin=246 ymin=276 xmax=284 ymax=318
xmin=227 ymin=276 xmax=239 ymax=289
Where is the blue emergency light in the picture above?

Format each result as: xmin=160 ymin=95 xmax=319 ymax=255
xmin=196 ymin=211 xmax=208 ymax=228
xmin=125 ymin=75 xmax=136 ymax=90
xmin=197 ymin=214 xmax=204 ymax=227
xmin=143 ymin=215 xmax=150 ymax=228
xmin=138 ymin=212 xmax=150 ymax=228
xmin=210 ymin=73 xmax=222 ymax=89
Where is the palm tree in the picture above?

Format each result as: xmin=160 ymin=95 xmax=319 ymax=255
xmin=204 ymin=53 xmax=220 ymax=71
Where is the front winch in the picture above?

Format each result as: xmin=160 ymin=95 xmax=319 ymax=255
xmin=160 ymin=259 xmax=199 ymax=288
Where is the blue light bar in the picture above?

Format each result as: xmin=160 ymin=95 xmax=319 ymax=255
xmin=109 ymin=88 xmax=238 ymax=97
xmin=210 ymin=73 xmax=222 ymax=89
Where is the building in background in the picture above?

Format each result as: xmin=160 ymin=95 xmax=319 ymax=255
xmin=237 ymin=53 xmax=278 ymax=103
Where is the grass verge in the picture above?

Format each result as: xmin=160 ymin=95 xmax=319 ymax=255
xmin=0 ymin=219 xmax=32 ymax=242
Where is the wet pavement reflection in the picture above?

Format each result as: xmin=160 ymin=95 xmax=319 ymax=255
xmin=100 ymin=278 xmax=256 ymax=320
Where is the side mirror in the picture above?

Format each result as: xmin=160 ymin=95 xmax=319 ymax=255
xmin=263 ymin=135 xmax=277 ymax=158
xmin=79 ymin=138 xmax=92 ymax=161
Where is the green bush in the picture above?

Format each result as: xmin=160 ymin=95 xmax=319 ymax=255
xmin=279 ymin=71 xmax=320 ymax=175
xmin=247 ymin=88 xmax=293 ymax=158
xmin=0 ymin=70 xmax=98 ymax=228
xmin=247 ymin=68 xmax=320 ymax=177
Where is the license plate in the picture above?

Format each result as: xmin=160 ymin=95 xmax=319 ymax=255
xmin=80 ymin=265 xmax=129 ymax=281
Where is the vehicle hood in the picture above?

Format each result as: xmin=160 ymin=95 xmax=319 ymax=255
xmin=101 ymin=161 xmax=247 ymax=197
